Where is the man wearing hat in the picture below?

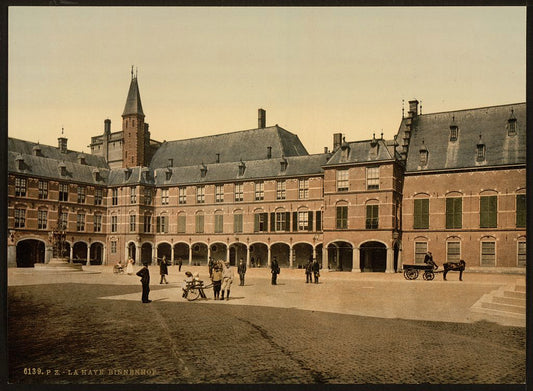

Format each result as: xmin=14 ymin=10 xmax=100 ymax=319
xmin=136 ymin=262 xmax=151 ymax=303
xmin=221 ymin=261 xmax=234 ymax=301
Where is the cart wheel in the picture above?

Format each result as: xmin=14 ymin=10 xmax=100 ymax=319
xmin=423 ymin=271 xmax=435 ymax=281
xmin=404 ymin=269 xmax=419 ymax=280
xmin=186 ymin=288 xmax=200 ymax=301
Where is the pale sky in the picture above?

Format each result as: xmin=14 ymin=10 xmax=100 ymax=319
xmin=9 ymin=6 xmax=526 ymax=155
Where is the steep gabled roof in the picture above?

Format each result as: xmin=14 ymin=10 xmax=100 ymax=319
xmin=324 ymin=138 xmax=395 ymax=166
xmin=402 ymin=103 xmax=526 ymax=172
xmin=149 ymin=125 xmax=309 ymax=169
xmin=122 ymin=77 xmax=144 ymax=117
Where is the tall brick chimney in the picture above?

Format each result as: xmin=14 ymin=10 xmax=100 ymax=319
xmin=333 ymin=133 xmax=343 ymax=151
xmin=408 ymin=100 xmax=419 ymax=118
xmin=58 ymin=137 xmax=68 ymax=153
xmin=258 ymin=108 xmax=266 ymax=128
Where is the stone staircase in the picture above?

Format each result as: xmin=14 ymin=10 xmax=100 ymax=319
xmin=469 ymin=279 xmax=526 ymax=327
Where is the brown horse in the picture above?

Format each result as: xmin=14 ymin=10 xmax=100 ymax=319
xmin=443 ymin=260 xmax=466 ymax=281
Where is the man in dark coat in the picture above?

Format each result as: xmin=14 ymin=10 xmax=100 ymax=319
xmin=305 ymin=259 xmax=313 ymax=283
xmin=177 ymin=257 xmax=183 ymax=272
xmin=159 ymin=256 xmax=169 ymax=284
xmin=312 ymin=258 xmax=320 ymax=284
xmin=237 ymin=258 xmax=247 ymax=286
xmin=271 ymin=257 xmax=280 ymax=285
xmin=136 ymin=262 xmax=151 ymax=303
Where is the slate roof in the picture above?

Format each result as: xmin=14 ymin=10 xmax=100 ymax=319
xmin=150 ymin=153 xmax=329 ymax=186
xmin=324 ymin=138 xmax=396 ymax=166
xmin=400 ymin=103 xmax=526 ymax=172
xmin=149 ymin=126 xmax=309 ymax=169
xmin=122 ymin=77 xmax=144 ymax=117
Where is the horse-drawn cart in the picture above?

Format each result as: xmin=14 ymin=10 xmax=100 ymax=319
xmin=402 ymin=262 xmax=439 ymax=281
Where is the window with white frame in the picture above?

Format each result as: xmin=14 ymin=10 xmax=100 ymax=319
xmin=59 ymin=183 xmax=69 ymax=201
xmin=414 ymin=242 xmax=428 ymax=264
xmin=446 ymin=241 xmax=461 ymax=262
xmin=38 ymin=180 xmax=48 ymax=199
xmin=178 ymin=187 xmax=186 ymax=204
xmin=366 ymin=167 xmax=380 ymax=190
xmin=111 ymin=215 xmax=118 ymax=233
xmin=112 ymin=188 xmax=118 ymax=205
xmin=77 ymin=186 xmax=86 ymax=203
xmin=255 ymin=182 xmax=264 ymax=201
xmin=94 ymin=214 xmax=102 ymax=232
xmin=60 ymin=210 xmax=68 ymax=230
xmin=76 ymin=212 xmax=85 ymax=231
xmin=196 ymin=186 xmax=205 ymax=204
xmin=518 ymin=241 xmax=526 ymax=267
xmin=161 ymin=188 xmax=169 ymax=205
xmin=336 ymin=170 xmax=349 ymax=192
xmin=37 ymin=209 xmax=47 ymax=230
xmin=143 ymin=187 xmax=152 ymax=205
xmin=94 ymin=188 xmax=103 ymax=205
xmin=111 ymin=241 xmax=117 ymax=254
xmin=215 ymin=185 xmax=224 ymax=203
xmin=129 ymin=214 xmax=136 ymax=232
xmin=15 ymin=177 xmax=27 ymax=197
xmin=277 ymin=181 xmax=286 ymax=200
xmin=275 ymin=212 xmax=288 ymax=231
xmin=298 ymin=211 xmax=309 ymax=231
xmin=234 ymin=183 xmax=243 ymax=202
xmin=130 ymin=187 xmax=136 ymax=204
xmin=144 ymin=214 xmax=152 ymax=233
xmin=480 ymin=241 xmax=495 ymax=267
xmin=299 ymin=178 xmax=309 ymax=199
xmin=157 ymin=215 xmax=168 ymax=233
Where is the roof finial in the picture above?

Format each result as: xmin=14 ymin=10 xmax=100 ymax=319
xmin=136 ymin=67 xmax=138 ymax=78
xmin=61 ymin=126 xmax=64 ymax=135
xmin=402 ymin=99 xmax=405 ymax=118
xmin=419 ymin=100 xmax=422 ymax=115
xmin=131 ymin=65 xmax=134 ymax=79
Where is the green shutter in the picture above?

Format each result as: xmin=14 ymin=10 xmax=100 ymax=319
xmin=285 ymin=212 xmax=291 ymax=231
xmin=270 ymin=213 xmax=275 ymax=232
xmin=254 ymin=214 xmax=259 ymax=232
xmin=454 ymin=198 xmax=462 ymax=229
xmin=293 ymin=212 xmax=298 ymax=231
xmin=414 ymin=199 xmax=429 ymax=229
xmin=480 ymin=196 xmax=497 ymax=228
xmin=316 ymin=211 xmax=322 ymax=231
xmin=446 ymin=198 xmax=462 ymax=229
xmin=308 ymin=211 xmax=313 ymax=232
xmin=516 ymin=194 xmax=526 ymax=228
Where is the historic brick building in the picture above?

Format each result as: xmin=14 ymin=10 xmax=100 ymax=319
xmin=7 ymin=73 xmax=526 ymax=273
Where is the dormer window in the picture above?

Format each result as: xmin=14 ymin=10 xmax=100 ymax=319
xmin=420 ymin=150 xmax=428 ymax=166
xmin=449 ymin=116 xmax=458 ymax=141
xmin=508 ymin=109 xmax=517 ymax=136
xmin=59 ymin=162 xmax=67 ymax=176
xmin=165 ymin=169 xmax=172 ymax=181
xmin=200 ymin=163 xmax=207 ymax=178
xmin=238 ymin=160 xmax=246 ymax=176
xmin=15 ymin=155 xmax=24 ymax=171
xmin=476 ymin=135 xmax=486 ymax=162
xmin=124 ymin=168 xmax=132 ymax=180
xmin=78 ymin=154 xmax=86 ymax=165
xmin=92 ymin=168 xmax=100 ymax=182
xmin=280 ymin=156 xmax=288 ymax=172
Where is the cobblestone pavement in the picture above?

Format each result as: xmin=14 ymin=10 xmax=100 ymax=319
xmin=7 ymin=266 xmax=526 ymax=385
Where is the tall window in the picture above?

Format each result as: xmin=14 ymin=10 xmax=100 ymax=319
xmin=38 ymin=180 xmax=48 ymax=199
xmin=196 ymin=186 xmax=205 ymax=204
xmin=178 ymin=187 xmax=186 ymax=204
xmin=275 ymin=212 xmax=289 ymax=232
xmin=277 ymin=181 xmax=286 ymax=200
xmin=59 ymin=183 xmax=69 ymax=202
xmin=143 ymin=187 xmax=152 ymax=205
xmin=130 ymin=187 xmax=137 ymax=204
xmin=413 ymin=199 xmax=429 ymax=229
xmin=111 ymin=241 xmax=117 ymax=254
xmin=161 ymin=189 xmax=169 ymax=205
xmin=76 ymin=186 xmax=85 ymax=203
xmin=38 ymin=210 xmax=47 ymax=230
xmin=518 ymin=241 xmax=526 ymax=267
xmin=446 ymin=241 xmax=461 ymax=262
xmin=195 ymin=212 xmax=204 ymax=233
xmin=94 ymin=188 xmax=103 ymax=205
xmin=235 ymin=183 xmax=244 ymax=202
xmin=446 ymin=197 xmax=462 ymax=229
xmin=298 ymin=211 xmax=309 ymax=231
xmin=480 ymin=242 xmax=495 ymax=267
xmin=112 ymin=188 xmax=118 ymax=205
xmin=157 ymin=215 xmax=168 ymax=233
xmin=111 ymin=215 xmax=118 ymax=233
xmin=366 ymin=167 xmax=380 ymax=190
xmin=516 ymin=194 xmax=526 ymax=228
xmin=254 ymin=213 xmax=268 ymax=232
xmin=366 ymin=205 xmax=379 ymax=229
xmin=76 ymin=213 xmax=85 ymax=231
xmin=299 ymin=178 xmax=309 ymax=199
xmin=336 ymin=170 xmax=349 ymax=192
xmin=59 ymin=211 xmax=68 ymax=230
xmin=234 ymin=213 xmax=243 ymax=233
xmin=94 ymin=214 xmax=102 ymax=232
xmin=480 ymin=196 xmax=497 ymax=228
xmin=129 ymin=214 xmax=136 ymax=232
xmin=255 ymin=182 xmax=264 ymax=201
xmin=215 ymin=185 xmax=224 ymax=203
xmin=214 ymin=213 xmax=224 ymax=233
xmin=415 ymin=242 xmax=428 ymax=264
xmin=144 ymin=214 xmax=152 ymax=233
xmin=336 ymin=206 xmax=348 ymax=229
xmin=177 ymin=214 xmax=186 ymax=233
xmin=15 ymin=177 xmax=27 ymax=197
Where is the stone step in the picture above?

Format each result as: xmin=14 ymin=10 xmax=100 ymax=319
xmin=481 ymin=301 xmax=525 ymax=315
xmin=504 ymin=290 xmax=526 ymax=299
xmin=492 ymin=296 xmax=525 ymax=307
xmin=469 ymin=307 xmax=525 ymax=328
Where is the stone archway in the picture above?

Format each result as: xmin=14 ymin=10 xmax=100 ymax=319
xmin=90 ymin=242 xmax=104 ymax=265
xmin=72 ymin=242 xmax=88 ymax=264
xmin=271 ymin=243 xmax=290 ymax=268
xmin=360 ymin=241 xmax=387 ymax=272
xmin=157 ymin=243 xmax=171 ymax=264
xmin=128 ymin=242 xmax=137 ymax=262
xmin=210 ymin=243 xmax=227 ymax=263
xmin=16 ymin=239 xmax=45 ymax=267
xmin=192 ymin=243 xmax=208 ymax=266
xmin=327 ymin=242 xmax=353 ymax=271
xmin=173 ymin=243 xmax=189 ymax=265
xmin=141 ymin=243 xmax=153 ymax=264
xmin=249 ymin=243 xmax=267 ymax=268
xmin=293 ymin=243 xmax=313 ymax=269
xmin=230 ymin=243 xmax=248 ymax=267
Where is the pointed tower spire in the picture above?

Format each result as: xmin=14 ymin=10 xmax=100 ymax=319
xmin=122 ymin=71 xmax=144 ymax=117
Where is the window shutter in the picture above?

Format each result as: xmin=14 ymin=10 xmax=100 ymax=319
xmin=293 ymin=212 xmax=298 ymax=231
xmin=489 ymin=196 xmax=497 ymax=228
xmin=285 ymin=212 xmax=290 ymax=231
xmin=516 ymin=195 xmax=526 ymax=228
xmin=316 ymin=211 xmax=322 ymax=231
xmin=270 ymin=213 xmax=275 ymax=232
xmin=254 ymin=214 xmax=259 ymax=232
xmin=308 ymin=211 xmax=313 ymax=232
xmin=454 ymin=198 xmax=462 ymax=229
xmin=446 ymin=198 xmax=453 ymax=229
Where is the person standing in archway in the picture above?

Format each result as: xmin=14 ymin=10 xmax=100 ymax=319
xmin=237 ymin=258 xmax=247 ymax=286
xmin=271 ymin=257 xmax=280 ymax=285
xmin=126 ymin=257 xmax=134 ymax=275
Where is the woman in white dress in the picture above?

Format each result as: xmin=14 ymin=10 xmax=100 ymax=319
xmin=126 ymin=258 xmax=134 ymax=275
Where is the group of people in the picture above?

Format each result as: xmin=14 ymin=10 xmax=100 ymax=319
xmin=305 ymin=258 xmax=320 ymax=284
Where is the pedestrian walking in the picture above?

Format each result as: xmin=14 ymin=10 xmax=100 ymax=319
xmin=305 ymin=258 xmax=313 ymax=283
xmin=126 ymin=257 xmax=134 ymax=275
xmin=237 ymin=258 xmax=247 ymax=286
xmin=211 ymin=261 xmax=223 ymax=300
xmin=312 ymin=258 xmax=320 ymax=284
xmin=159 ymin=256 xmax=169 ymax=284
xmin=177 ymin=257 xmax=182 ymax=272
xmin=136 ymin=262 xmax=151 ymax=303
xmin=271 ymin=257 xmax=280 ymax=285
xmin=221 ymin=261 xmax=234 ymax=300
